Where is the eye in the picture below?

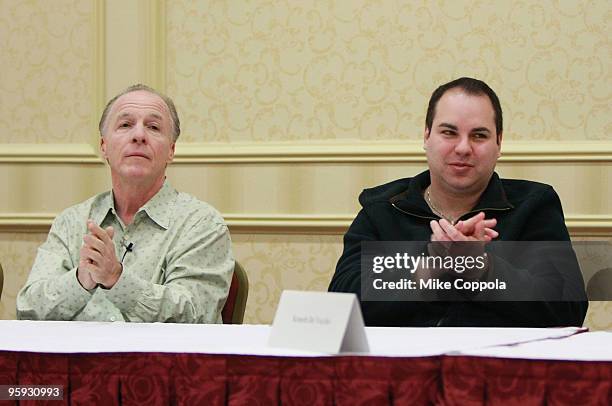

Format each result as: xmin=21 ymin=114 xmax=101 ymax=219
xmin=441 ymin=130 xmax=456 ymax=136
xmin=147 ymin=123 xmax=161 ymax=132
xmin=118 ymin=122 xmax=131 ymax=129
xmin=473 ymin=133 xmax=488 ymax=139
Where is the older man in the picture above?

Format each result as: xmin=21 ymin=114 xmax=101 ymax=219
xmin=329 ymin=77 xmax=587 ymax=327
xmin=17 ymin=84 xmax=234 ymax=323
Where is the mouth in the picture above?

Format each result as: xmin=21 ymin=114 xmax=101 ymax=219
xmin=126 ymin=153 xmax=150 ymax=159
xmin=448 ymin=162 xmax=474 ymax=170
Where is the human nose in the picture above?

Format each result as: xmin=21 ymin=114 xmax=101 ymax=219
xmin=454 ymin=135 xmax=471 ymax=155
xmin=131 ymin=123 xmax=147 ymax=144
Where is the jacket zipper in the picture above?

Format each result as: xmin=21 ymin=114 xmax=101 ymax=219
xmin=392 ymin=202 xmax=512 ymax=222
xmin=459 ymin=206 xmax=513 ymax=220
xmin=391 ymin=202 xmax=438 ymax=221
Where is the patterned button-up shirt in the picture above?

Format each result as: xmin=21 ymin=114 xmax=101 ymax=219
xmin=17 ymin=181 xmax=234 ymax=323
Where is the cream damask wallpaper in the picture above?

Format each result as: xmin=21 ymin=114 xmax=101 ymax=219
xmin=0 ymin=233 xmax=41 ymax=319
xmin=166 ymin=0 xmax=610 ymax=142
xmin=0 ymin=0 xmax=96 ymax=144
xmin=231 ymin=233 xmax=344 ymax=324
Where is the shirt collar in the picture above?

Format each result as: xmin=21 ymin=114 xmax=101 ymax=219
xmin=90 ymin=180 xmax=177 ymax=230
xmin=138 ymin=180 xmax=176 ymax=229
xmin=90 ymin=190 xmax=115 ymax=227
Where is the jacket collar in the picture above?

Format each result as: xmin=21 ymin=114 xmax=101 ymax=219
xmin=389 ymin=170 xmax=513 ymax=219
xmin=389 ymin=170 xmax=432 ymax=216
xmin=472 ymin=172 xmax=514 ymax=212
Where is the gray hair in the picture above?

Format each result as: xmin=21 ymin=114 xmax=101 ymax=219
xmin=98 ymin=84 xmax=181 ymax=141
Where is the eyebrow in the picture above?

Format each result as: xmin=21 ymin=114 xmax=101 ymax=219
xmin=437 ymin=123 xmax=491 ymax=133
xmin=437 ymin=123 xmax=458 ymax=131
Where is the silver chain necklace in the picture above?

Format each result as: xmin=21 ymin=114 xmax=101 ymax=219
xmin=425 ymin=186 xmax=456 ymax=224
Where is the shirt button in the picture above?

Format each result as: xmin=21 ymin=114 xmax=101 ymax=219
xmin=110 ymin=316 xmax=116 ymax=322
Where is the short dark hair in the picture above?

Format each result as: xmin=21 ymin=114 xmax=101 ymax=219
xmin=98 ymin=84 xmax=181 ymax=141
xmin=425 ymin=77 xmax=503 ymax=138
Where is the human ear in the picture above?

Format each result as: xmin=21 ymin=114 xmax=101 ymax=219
xmin=100 ymin=137 xmax=108 ymax=160
xmin=423 ymin=127 xmax=431 ymax=149
xmin=167 ymin=143 xmax=176 ymax=163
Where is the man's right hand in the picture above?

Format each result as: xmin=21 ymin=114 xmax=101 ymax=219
xmin=426 ymin=212 xmax=498 ymax=281
xmin=430 ymin=212 xmax=498 ymax=242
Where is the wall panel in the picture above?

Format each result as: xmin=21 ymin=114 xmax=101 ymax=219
xmin=0 ymin=0 xmax=101 ymax=144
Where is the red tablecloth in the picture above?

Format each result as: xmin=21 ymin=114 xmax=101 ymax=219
xmin=1 ymin=351 xmax=610 ymax=405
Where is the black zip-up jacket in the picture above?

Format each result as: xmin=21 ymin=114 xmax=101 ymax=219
xmin=329 ymin=170 xmax=588 ymax=327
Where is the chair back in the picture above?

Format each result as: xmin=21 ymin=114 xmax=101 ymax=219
xmin=222 ymin=261 xmax=249 ymax=324
xmin=0 ymin=262 xmax=3 ymax=300
xmin=586 ymin=267 xmax=612 ymax=301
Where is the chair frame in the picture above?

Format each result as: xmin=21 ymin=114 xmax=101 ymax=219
xmin=223 ymin=261 xmax=249 ymax=324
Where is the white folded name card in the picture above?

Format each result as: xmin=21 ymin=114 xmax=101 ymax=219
xmin=268 ymin=290 xmax=369 ymax=354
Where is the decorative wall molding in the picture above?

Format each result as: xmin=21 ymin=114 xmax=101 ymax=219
xmin=0 ymin=144 xmax=102 ymax=163
xmin=1 ymin=141 xmax=610 ymax=164
xmin=0 ymin=214 xmax=54 ymax=232
xmin=172 ymin=141 xmax=612 ymax=163
xmin=2 ymin=213 xmax=611 ymax=237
